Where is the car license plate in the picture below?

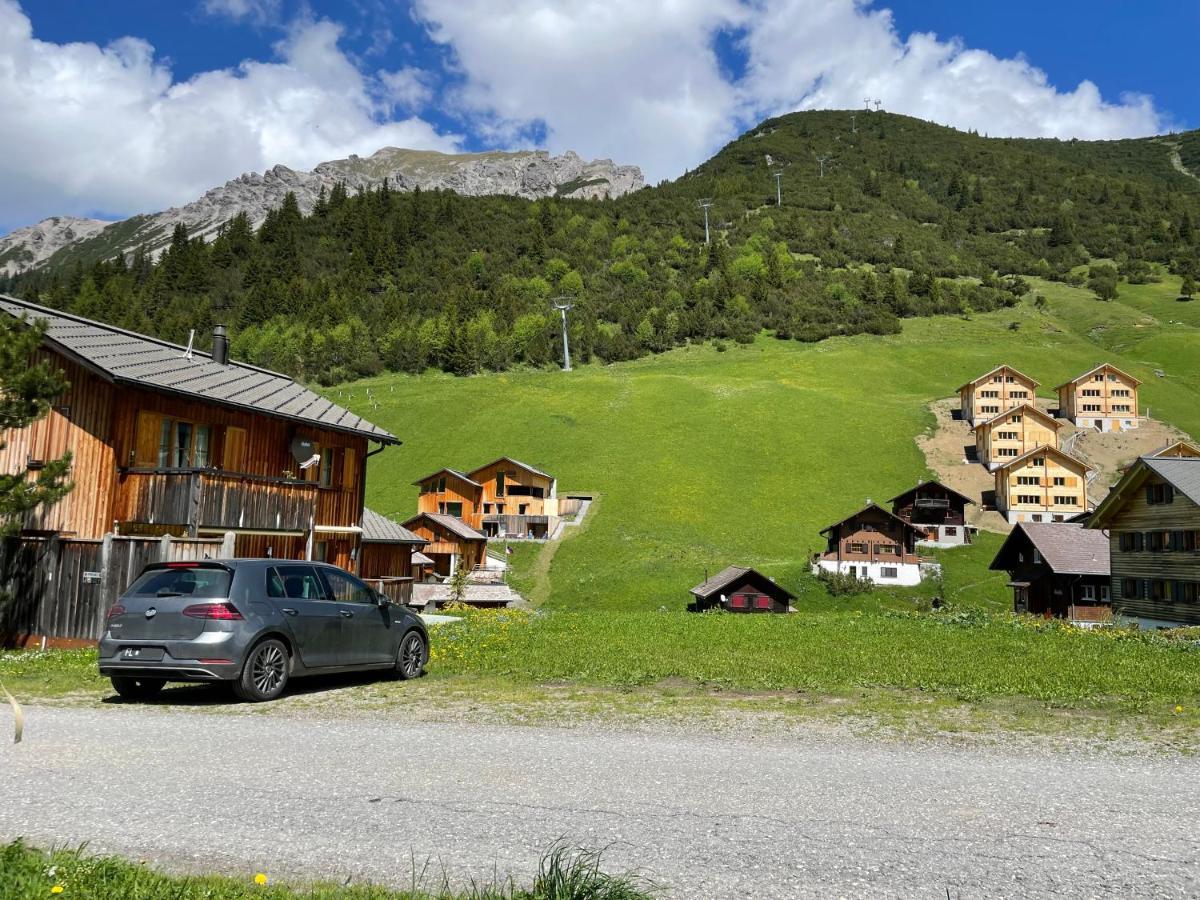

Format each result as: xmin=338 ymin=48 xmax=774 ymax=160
xmin=121 ymin=647 xmax=164 ymax=662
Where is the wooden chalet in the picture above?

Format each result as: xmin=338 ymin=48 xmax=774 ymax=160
xmin=401 ymin=512 xmax=487 ymax=576
xmin=989 ymin=523 xmax=1111 ymax=622
xmin=0 ymin=296 xmax=398 ymax=572
xmin=811 ymin=503 xmax=936 ymax=586
xmin=414 ymin=468 xmax=483 ymax=527
xmin=957 ymin=365 xmax=1038 ymax=426
xmin=1087 ymin=456 xmax=1200 ymax=628
xmin=971 ymin=403 xmax=1062 ymax=470
xmin=888 ymin=480 xmax=974 ymax=547
xmin=993 ymin=445 xmax=1092 ymax=524
xmin=1054 ymin=363 xmax=1140 ymax=432
xmin=1151 ymin=440 xmax=1200 ymax=459
xmin=469 ymin=457 xmax=559 ymax=539
xmin=688 ymin=566 xmax=795 ymax=613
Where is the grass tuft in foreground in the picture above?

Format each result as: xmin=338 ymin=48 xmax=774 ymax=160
xmin=0 ymin=840 xmax=654 ymax=900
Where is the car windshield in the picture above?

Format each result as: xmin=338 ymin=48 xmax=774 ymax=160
xmin=125 ymin=566 xmax=231 ymax=598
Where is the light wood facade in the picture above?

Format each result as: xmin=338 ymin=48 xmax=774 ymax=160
xmin=993 ymin=445 xmax=1092 ymax=524
xmin=1088 ymin=458 xmax=1200 ymax=627
xmin=972 ymin=403 xmax=1062 ymax=470
xmin=812 ymin=504 xmax=934 ymax=586
xmin=1055 ymin=363 xmax=1140 ymax=432
xmin=1152 ymin=441 xmax=1200 ymax=459
xmin=401 ymin=513 xmax=487 ymax=576
xmin=0 ymin=346 xmax=393 ymax=575
xmin=415 ymin=469 xmax=484 ymax=528
xmin=957 ymin=365 xmax=1039 ymax=426
xmin=414 ymin=457 xmax=560 ymax=540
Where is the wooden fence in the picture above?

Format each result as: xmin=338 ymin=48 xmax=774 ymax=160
xmin=0 ymin=532 xmax=231 ymax=647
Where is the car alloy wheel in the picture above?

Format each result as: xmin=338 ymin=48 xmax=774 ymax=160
xmin=397 ymin=631 xmax=427 ymax=680
xmin=235 ymin=638 xmax=290 ymax=702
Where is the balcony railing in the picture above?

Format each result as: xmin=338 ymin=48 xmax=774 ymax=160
xmin=118 ymin=468 xmax=319 ymax=533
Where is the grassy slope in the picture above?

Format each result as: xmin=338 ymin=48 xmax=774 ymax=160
xmin=345 ymin=277 xmax=1199 ymax=613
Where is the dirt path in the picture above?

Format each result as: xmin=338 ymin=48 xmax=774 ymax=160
xmin=916 ymin=398 xmax=1191 ymax=533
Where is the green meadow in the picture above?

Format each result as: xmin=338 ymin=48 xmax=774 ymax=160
xmin=347 ymin=275 xmax=1200 ymax=613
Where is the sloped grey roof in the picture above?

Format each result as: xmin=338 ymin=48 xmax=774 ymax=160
xmin=411 ymin=467 xmax=481 ymax=488
xmin=888 ymin=479 xmax=975 ymax=507
xmin=468 ymin=456 xmax=555 ymax=481
xmin=1143 ymin=457 xmax=1200 ymax=504
xmin=0 ymin=294 xmax=397 ymax=444
xmin=361 ymin=508 xmax=426 ymax=544
xmin=1018 ymin=523 xmax=1110 ymax=576
xmin=403 ymin=512 xmax=486 ymax=541
xmin=689 ymin=565 xmax=796 ymax=601
xmin=412 ymin=551 xmax=434 ymax=566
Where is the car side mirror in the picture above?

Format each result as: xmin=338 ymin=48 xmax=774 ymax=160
xmin=376 ymin=592 xmax=390 ymax=607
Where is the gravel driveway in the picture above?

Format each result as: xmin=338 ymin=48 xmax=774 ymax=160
xmin=2 ymin=705 xmax=1198 ymax=898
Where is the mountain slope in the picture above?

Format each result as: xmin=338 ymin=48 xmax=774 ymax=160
xmin=4 ymin=110 xmax=1198 ymax=386
xmin=0 ymin=148 xmax=644 ymax=276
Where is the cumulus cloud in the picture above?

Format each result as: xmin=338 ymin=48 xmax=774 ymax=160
xmin=0 ymin=1 xmax=458 ymax=229
xmin=414 ymin=0 xmax=1167 ymax=182
xmin=200 ymin=0 xmax=282 ymax=26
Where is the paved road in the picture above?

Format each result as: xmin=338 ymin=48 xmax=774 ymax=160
xmin=2 ymin=706 xmax=1198 ymax=898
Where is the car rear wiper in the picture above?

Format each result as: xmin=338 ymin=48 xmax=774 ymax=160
xmin=156 ymin=590 xmax=184 ymax=597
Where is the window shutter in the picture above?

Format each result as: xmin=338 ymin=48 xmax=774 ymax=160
xmin=1142 ymin=579 xmax=1151 ymax=600
xmin=222 ymin=426 xmax=247 ymax=471
xmin=1164 ymin=484 xmax=1175 ymax=504
xmin=1145 ymin=484 xmax=1155 ymax=504
xmin=342 ymin=447 xmax=357 ymax=489
xmin=134 ymin=411 xmax=162 ymax=466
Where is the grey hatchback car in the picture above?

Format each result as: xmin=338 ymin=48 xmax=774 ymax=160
xmin=98 ymin=559 xmax=429 ymax=702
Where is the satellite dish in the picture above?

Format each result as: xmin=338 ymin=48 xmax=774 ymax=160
xmin=290 ymin=435 xmax=316 ymax=465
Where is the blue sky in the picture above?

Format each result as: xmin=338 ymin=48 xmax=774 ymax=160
xmin=2 ymin=0 xmax=1195 ymax=232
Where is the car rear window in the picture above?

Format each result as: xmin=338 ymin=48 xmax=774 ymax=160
xmin=126 ymin=566 xmax=232 ymax=599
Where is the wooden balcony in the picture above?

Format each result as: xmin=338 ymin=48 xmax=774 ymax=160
xmin=117 ymin=468 xmax=319 ymax=534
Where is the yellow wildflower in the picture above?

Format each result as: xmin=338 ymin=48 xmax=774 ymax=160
xmin=1175 ymin=705 xmax=1184 ymax=714
xmin=254 ymin=873 xmax=268 ymax=886
xmin=51 ymin=888 xmax=64 ymax=895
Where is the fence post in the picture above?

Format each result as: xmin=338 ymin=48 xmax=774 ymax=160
xmin=37 ymin=535 xmax=61 ymax=647
xmin=96 ymin=533 xmax=114 ymax=639
xmin=221 ymin=531 xmax=236 ymax=558
xmin=158 ymin=533 xmax=173 ymax=563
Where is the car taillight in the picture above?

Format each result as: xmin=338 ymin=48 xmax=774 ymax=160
xmin=181 ymin=603 xmax=243 ymax=620
xmin=105 ymin=604 xmax=126 ymax=620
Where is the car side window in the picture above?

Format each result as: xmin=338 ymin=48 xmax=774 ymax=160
xmin=319 ymin=567 xmax=374 ymax=604
xmin=274 ymin=565 xmax=326 ymax=600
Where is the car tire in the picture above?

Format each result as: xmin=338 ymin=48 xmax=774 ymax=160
xmin=233 ymin=638 xmax=290 ymax=702
xmin=110 ymin=676 xmax=165 ymax=701
xmin=395 ymin=630 xmax=428 ymax=680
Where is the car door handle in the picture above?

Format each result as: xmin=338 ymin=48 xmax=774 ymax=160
xmin=340 ymin=610 xmax=354 ymax=618
xmin=281 ymin=608 xmax=298 ymax=616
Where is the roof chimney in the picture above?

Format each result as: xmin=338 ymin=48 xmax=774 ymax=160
xmin=212 ymin=324 xmax=229 ymax=366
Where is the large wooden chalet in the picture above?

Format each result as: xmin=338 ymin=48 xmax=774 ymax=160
xmin=1055 ymin=363 xmax=1140 ymax=432
xmin=889 ymin=480 xmax=974 ymax=547
xmin=989 ymin=522 xmax=1111 ymax=622
xmin=0 ymin=296 xmax=415 ymax=579
xmin=415 ymin=457 xmax=559 ymax=540
xmin=993 ymin=445 xmax=1092 ymax=524
xmin=1087 ymin=456 xmax=1200 ymax=628
xmin=812 ymin=503 xmax=936 ymax=586
xmin=957 ymin=365 xmax=1038 ymax=426
xmin=971 ymin=403 xmax=1062 ymax=471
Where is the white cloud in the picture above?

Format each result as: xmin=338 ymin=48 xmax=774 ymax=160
xmin=413 ymin=0 xmax=1167 ymax=182
xmin=0 ymin=1 xmax=458 ymax=229
xmin=200 ymin=0 xmax=282 ymax=26
xmin=379 ymin=65 xmax=435 ymax=112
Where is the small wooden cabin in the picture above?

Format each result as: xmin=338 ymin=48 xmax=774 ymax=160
xmin=358 ymin=508 xmax=426 ymax=603
xmin=1055 ymin=363 xmax=1140 ymax=432
xmin=957 ymin=365 xmax=1039 ymax=426
xmin=971 ymin=403 xmax=1062 ymax=470
xmin=989 ymin=523 xmax=1111 ymax=621
xmin=812 ymin=503 xmax=934 ymax=586
xmin=401 ymin=512 xmax=488 ymax=576
xmin=993 ymin=445 xmax=1092 ymax=524
xmin=689 ymin=566 xmax=795 ymax=613
xmin=889 ymin=481 xmax=974 ymax=547
xmin=1152 ymin=441 xmax=1200 ymax=459
xmin=0 ymin=295 xmax=397 ymax=572
xmin=1087 ymin=456 xmax=1200 ymax=628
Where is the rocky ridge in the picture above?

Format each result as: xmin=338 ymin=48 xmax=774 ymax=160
xmin=0 ymin=148 xmax=644 ymax=276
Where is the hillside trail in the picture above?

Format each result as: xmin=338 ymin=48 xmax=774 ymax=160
xmin=1163 ymin=138 xmax=1199 ymax=182
xmin=522 ymin=494 xmax=601 ymax=605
